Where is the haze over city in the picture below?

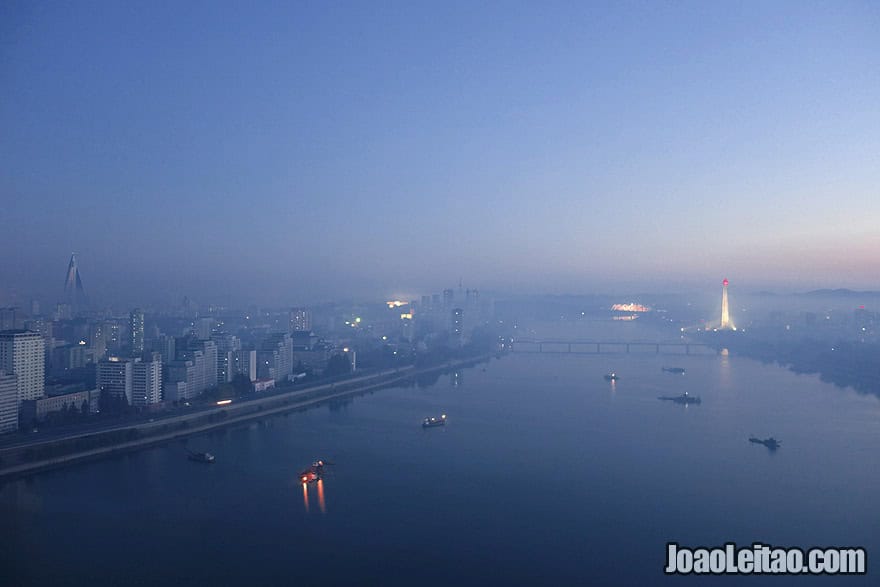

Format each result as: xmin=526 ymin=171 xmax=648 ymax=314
xmin=4 ymin=3 xmax=880 ymax=585
xmin=2 ymin=1 xmax=879 ymax=306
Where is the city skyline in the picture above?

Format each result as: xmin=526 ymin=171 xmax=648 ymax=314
xmin=2 ymin=2 xmax=879 ymax=305
xmin=4 ymin=250 xmax=880 ymax=310
xmin=2 ymin=4 xmax=878 ymax=583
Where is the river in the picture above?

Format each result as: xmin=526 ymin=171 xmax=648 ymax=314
xmin=2 ymin=333 xmax=878 ymax=585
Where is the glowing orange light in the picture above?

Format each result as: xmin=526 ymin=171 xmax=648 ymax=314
xmin=302 ymin=482 xmax=309 ymax=513
xmin=216 ymin=399 xmax=232 ymax=406
xmin=611 ymin=303 xmax=650 ymax=312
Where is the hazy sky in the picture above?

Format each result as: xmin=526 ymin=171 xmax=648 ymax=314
xmin=2 ymin=1 xmax=879 ymax=306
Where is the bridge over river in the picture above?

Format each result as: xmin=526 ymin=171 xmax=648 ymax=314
xmin=510 ymin=339 xmax=717 ymax=355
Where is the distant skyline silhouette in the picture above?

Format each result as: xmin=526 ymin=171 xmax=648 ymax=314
xmin=2 ymin=2 xmax=878 ymax=305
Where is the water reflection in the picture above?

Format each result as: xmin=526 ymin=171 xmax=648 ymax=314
xmin=301 ymin=479 xmax=327 ymax=514
xmin=5 ymin=351 xmax=880 ymax=586
xmin=719 ymin=350 xmax=731 ymax=389
xmin=302 ymin=482 xmax=309 ymax=513
xmin=451 ymin=371 xmax=462 ymax=388
xmin=0 ymin=479 xmax=43 ymax=513
xmin=316 ymin=479 xmax=326 ymax=514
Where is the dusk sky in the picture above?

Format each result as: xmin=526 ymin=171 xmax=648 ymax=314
xmin=2 ymin=1 xmax=879 ymax=306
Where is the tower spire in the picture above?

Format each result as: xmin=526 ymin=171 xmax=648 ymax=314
xmin=720 ymin=278 xmax=730 ymax=329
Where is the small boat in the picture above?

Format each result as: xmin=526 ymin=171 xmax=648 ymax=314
xmin=422 ymin=414 xmax=447 ymax=428
xmin=188 ymin=451 xmax=215 ymax=463
xmin=749 ymin=437 xmax=781 ymax=450
xmin=658 ymin=392 xmax=701 ymax=405
xmin=604 ymin=373 xmax=619 ymax=381
xmin=662 ymin=367 xmax=686 ymax=374
xmin=299 ymin=459 xmax=333 ymax=483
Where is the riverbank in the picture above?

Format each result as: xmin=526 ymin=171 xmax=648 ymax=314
xmin=0 ymin=354 xmax=494 ymax=480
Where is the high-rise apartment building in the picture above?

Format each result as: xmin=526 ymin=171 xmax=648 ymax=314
xmin=0 ymin=330 xmax=46 ymax=403
xmin=167 ymin=338 xmax=218 ymax=399
xmin=196 ymin=317 xmax=214 ymax=341
xmin=132 ymin=356 xmax=162 ymax=407
xmin=89 ymin=322 xmax=107 ymax=357
xmin=232 ymin=349 xmax=257 ymax=382
xmin=129 ymin=308 xmax=145 ymax=355
xmin=96 ymin=356 xmax=133 ymax=404
xmin=151 ymin=334 xmax=176 ymax=365
xmin=257 ymin=333 xmax=294 ymax=382
xmin=212 ymin=333 xmax=241 ymax=383
xmin=0 ymin=371 xmax=19 ymax=433
xmin=451 ymin=308 xmax=464 ymax=346
xmin=289 ymin=308 xmax=312 ymax=332
xmin=0 ymin=307 xmax=22 ymax=330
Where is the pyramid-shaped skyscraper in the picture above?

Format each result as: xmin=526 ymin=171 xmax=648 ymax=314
xmin=63 ymin=253 xmax=86 ymax=307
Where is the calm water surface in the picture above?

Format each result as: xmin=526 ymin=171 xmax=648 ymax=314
xmin=2 ymin=350 xmax=879 ymax=585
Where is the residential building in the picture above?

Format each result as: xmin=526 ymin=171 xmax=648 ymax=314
xmin=212 ymin=333 xmax=241 ymax=383
xmin=132 ymin=355 xmax=162 ymax=407
xmin=0 ymin=371 xmax=18 ymax=433
xmin=257 ymin=333 xmax=294 ymax=382
xmin=166 ymin=338 xmax=217 ymax=399
xmin=129 ymin=308 xmax=144 ymax=355
xmin=0 ymin=330 xmax=46 ymax=403
xmin=96 ymin=357 xmax=133 ymax=404
xmin=231 ymin=349 xmax=256 ymax=382
xmin=289 ymin=308 xmax=312 ymax=332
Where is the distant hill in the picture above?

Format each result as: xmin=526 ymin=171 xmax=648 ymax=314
xmin=801 ymin=289 xmax=880 ymax=297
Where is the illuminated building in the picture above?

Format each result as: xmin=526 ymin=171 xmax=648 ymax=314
xmin=212 ymin=333 xmax=241 ymax=383
xmin=290 ymin=308 xmax=312 ymax=331
xmin=132 ymin=355 xmax=162 ymax=406
xmin=611 ymin=302 xmax=650 ymax=321
xmin=97 ymin=357 xmax=133 ymax=404
xmin=342 ymin=347 xmax=357 ymax=372
xmin=611 ymin=303 xmax=651 ymax=313
xmin=254 ymin=378 xmax=275 ymax=392
xmin=175 ymin=338 xmax=219 ymax=391
xmin=129 ymin=308 xmax=144 ymax=355
xmin=258 ymin=333 xmax=294 ymax=382
xmin=231 ymin=349 xmax=257 ymax=382
xmin=451 ymin=308 xmax=464 ymax=346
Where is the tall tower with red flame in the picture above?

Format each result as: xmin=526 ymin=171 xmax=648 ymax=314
xmin=720 ymin=278 xmax=730 ymax=329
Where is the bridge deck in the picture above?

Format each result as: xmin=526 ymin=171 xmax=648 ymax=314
xmin=510 ymin=340 xmax=716 ymax=355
